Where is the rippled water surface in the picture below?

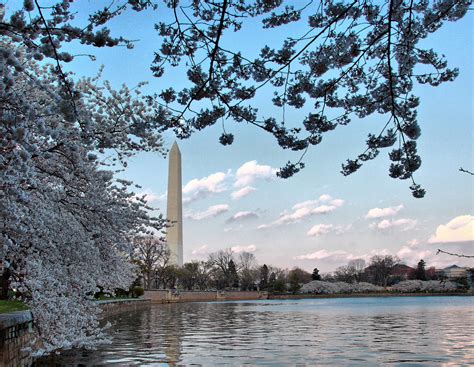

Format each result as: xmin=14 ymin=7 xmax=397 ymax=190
xmin=37 ymin=296 xmax=474 ymax=366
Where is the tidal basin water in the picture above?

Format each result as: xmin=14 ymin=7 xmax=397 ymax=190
xmin=38 ymin=296 xmax=473 ymax=366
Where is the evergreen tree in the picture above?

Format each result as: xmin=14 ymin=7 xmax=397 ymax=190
xmin=273 ymin=276 xmax=287 ymax=293
xmin=289 ymin=271 xmax=301 ymax=294
xmin=415 ymin=259 xmax=427 ymax=281
xmin=228 ymin=260 xmax=239 ymax=289
xmin=312 ymin=268 xmax=321 ymax=281
xmin=269 ymin=272 xmax=276 ymax=286
xmin=259 ymin=264 xmax=269 ymax=290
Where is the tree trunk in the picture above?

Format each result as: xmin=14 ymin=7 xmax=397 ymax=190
xmin=1 ymin=268 xmax=11 ymax=300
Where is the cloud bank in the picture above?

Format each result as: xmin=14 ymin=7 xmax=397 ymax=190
xmin=185 ymin=204 xmax=229 ymax=220
xmin=234 ymin=161 xmax=277 ymax=187
xmin=231 ymin=244 xmax=257 ymax=253
xmin=370 ymin=218 xmax=417 ymax=231
xmin=428 ymin=215 xmax=474 ymax=243
xmin=231 ymin=186 xmax=256 ymax=200
xmin=227 ymin=211 xmax=259 ymax=223
xmin=183 ymin=171 xmax=229 ymax=204
xmin=191 ymin=245 xmax=210 ymax=256
xmin=365 ymin=205 xmax=404 ymax=219
xmin=260 ymin=195 xmax=345 ymax=228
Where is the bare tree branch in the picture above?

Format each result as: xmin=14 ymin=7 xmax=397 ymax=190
xmin=459 ymin=167 xmax=474 ymax=176
xmin=436 ymin=249 xmax=474 ymax=258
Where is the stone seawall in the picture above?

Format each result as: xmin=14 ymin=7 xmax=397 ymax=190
xmin=0 ymin=299 xmax=150 ymax=367
xmin=145 ymin=290 xmax=268 ymax=303
xmin=98 ymin=298 xmax=151 ymax=317
xmin=0 ymin=311 xmax=33 ymax=367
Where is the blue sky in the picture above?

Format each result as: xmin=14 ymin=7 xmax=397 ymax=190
xmin=12 ymin=2 xmax=472 ymax=272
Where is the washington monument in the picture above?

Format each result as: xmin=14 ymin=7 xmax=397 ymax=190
xmin=166 ymin=141 xmax=183 ymax=266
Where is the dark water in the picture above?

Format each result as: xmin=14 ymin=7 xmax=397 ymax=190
xmin=37 ymin=296 xmax=474 ymax=366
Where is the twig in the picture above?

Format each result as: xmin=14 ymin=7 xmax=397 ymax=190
xmin=459 ymin=167 xmax=474 ymax=176
xmin=34 ymin=0 xmax=78 ymax=120
xmin=436 ymin=249 xmax=474 ymax=258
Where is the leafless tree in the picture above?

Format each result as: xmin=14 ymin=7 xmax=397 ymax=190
xmin=238 ymin=252 xmax=257 ymax=271
xmin=238 ymin=252 xmax=258 ymax=290
xmin=207 ymin=248 xmax=236 ymax=274
xmin=348 ymin=259 xmax=366 ymax=282
xmin=132 ymin=236 xmax=170 ymax=290
xmin=180 ymin=261 xmax=213 ymax=290
xmin=366 ymin=255 xmax=400 ymax=286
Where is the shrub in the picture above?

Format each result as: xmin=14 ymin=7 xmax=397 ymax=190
xmin=115 ymin=288 xmax=130 ymax=297
xmin=131 ymin=286 xmax=144 ymax=298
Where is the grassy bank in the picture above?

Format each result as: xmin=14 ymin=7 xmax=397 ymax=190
xmin=0 ymin=300 xmax=29 ymax=313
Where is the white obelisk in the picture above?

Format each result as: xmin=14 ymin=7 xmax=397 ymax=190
xmin=166 ymin=142 xmax=183 ymax=266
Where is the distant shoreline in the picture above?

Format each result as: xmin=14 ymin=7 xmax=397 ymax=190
xmin=142 ymin=289 xmax=473 ymax=306
xmin=93 ymin=291 xmax=474 ymax=317
xmin=268 ymin=292 xmax=473 ymax=300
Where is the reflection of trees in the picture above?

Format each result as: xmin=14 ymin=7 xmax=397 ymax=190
xmin=104 ymin=304 xmax=186 ymax=365
xmin=125 ymin=304 xmax=185 ymax=364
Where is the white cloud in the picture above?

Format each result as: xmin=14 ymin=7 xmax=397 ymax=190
xmin=295 ymin=241 xmax=472 ymax=270
xmin=182 ymin=171 xmax=229 ymax=203
xmin=306 ymin=223 xmax=350 ymax=237
xmin=185 ymin=204 xmax=229 ymax=220
xmin=223 ymin=225 xmax=244 ymax=233
xmin=293 ymin=198 xmax=344 ymax=211
xmin=234 ymin=160 xmax=277 ymax=187
xmin=428 ymin=215 xmax=474 ymax=243
xmin=258 ymin=195 xmax=345 ymax=228
xmin=365 ymin=205 xmax=404 ymax=219
xmin=395 ymin=242 xmax=452 ymax=268
xmin=231 ymin=244 xmax=257 ymax=253
xmin=226 ymin=211 xmax=259 ymax=223
xmin=370 ymin=218 xmax=417 ymax=231
xmin=407 ymin=239 xmax=420 ymax=247
xmin=292 ymin=200 xmax=320 ymax=210
xmin=307 ymin=224 xmax=334 ymax=237
xmin=295 ymin=249 xmax=348 ymax=260
xmin=231 ymin=186 xmax=257 ymax=200
xmin=330 ymin=199 xmax=345 ymax=207
xmin=294 ymin=249 xmax=391 ymax=267
xmin=396 ymin=245 xmax=432 ymax=261
xmin=192 ymin=245 xmax=209 ymax=256
xmin=319 ymin=194 xmax=332 ymax=202
xmin=275 ymin=203 xmax=340 ymax=225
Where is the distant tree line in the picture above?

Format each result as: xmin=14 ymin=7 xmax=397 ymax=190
xmin=130 ymin=236 xmax=317 ymax=293
xmin=322 ymin=256 xmax=461 ymax=286
xmin=130 ymin=237 xmax=471 ymax=293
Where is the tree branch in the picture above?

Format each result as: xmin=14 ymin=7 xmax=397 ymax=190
xmin=459 ymin=167 xmax=474 ymax=176
xmin=436 ymin=249 xmax=474 ymax=258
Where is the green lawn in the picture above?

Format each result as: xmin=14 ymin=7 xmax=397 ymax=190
xmin=0 ymin=300 xmax=29 ymax=314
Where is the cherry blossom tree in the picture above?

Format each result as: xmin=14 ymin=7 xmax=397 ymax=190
xmin=0 ymin=0 xmax=471 ymax=353
xmin=0 ymin=3 xmax=169 ymax=349
xmin=0 ymin=47 xmax=167 ymax=354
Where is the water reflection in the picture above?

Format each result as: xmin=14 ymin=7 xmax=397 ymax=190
xmin=36 ymin=296 xmax=474 ymax=366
